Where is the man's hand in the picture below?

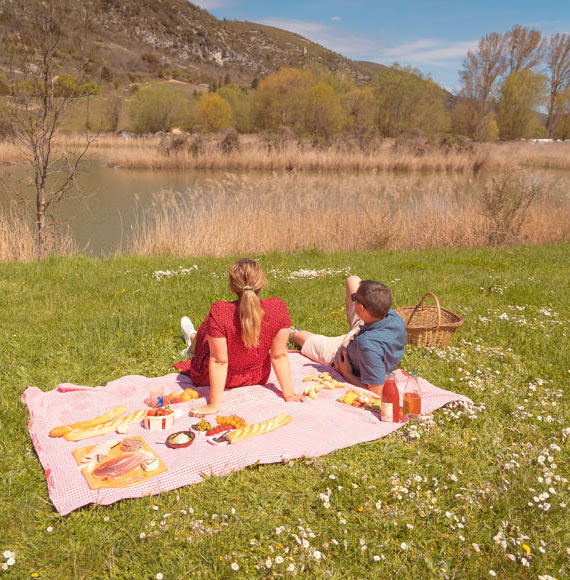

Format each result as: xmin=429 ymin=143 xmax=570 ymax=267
xmin=333 ymin=347 xmax=352 ymax=379
xmin=333 ymin=347 xmax=369 ymax=390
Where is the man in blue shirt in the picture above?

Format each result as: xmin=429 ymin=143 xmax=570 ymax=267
xmin=291 ymin=276 xmax=406 ymax=394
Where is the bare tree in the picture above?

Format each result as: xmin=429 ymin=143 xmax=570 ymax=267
xmin=546 ymin=33 xmax=570 ymax=137
xmin=460 ymin=32 xmax=506 ymax=114
xmin=504 ymin=25 xmax=545 ymax=74
xmin=4 ymin=0 xmax=95 ymax=257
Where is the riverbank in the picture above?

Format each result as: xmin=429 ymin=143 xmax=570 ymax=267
xmin=2 ymin=135 xmax=570 ymax=172
xmin=1 ymin=245 xmax=568 ymax=578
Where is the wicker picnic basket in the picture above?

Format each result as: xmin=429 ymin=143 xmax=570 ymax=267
xmin=395 ymin=292 xmax=464 ymax=347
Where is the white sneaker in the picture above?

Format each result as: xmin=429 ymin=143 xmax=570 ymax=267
xmin=181 ymin=316 xmax=197 ymax=345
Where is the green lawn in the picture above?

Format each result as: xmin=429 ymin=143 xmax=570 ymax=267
xmin=1 ymin=245 xmax=568 ymax=579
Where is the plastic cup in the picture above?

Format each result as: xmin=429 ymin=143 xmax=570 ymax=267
xmin=149 ymin=385 xmax=164 ymax=407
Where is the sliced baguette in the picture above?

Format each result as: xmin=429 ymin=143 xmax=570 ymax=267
xmin=63 ymin=409 xmax=146 ymax=441
xmin=49 ymin=405 xmax=128 ymax=438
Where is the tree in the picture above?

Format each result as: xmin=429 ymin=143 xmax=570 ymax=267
xmin=372 ymin=66 xmax=425 ymax=137
xmin=546 ymin=33 xmax=570 ymax=137
xmin=411 ymin=78 xmax=450 ymax=137
xmin=496 ymin=70 xmax=547 ymax=140
xmin=253 ymin=67 xmax=317 ymax=134
xmin=306 ymin=81 xmax=343 ymax=139
xmin=372 ymin=65 xmax=448 ymax=137
xmin=5 ymin=0 xmax=94 ymax=257
xmin=341 ymin=87 xmax=376 ymax=134
xmin=451 ymin=99 xmax=481 ymax=138
xmin=216 ymin=85 xmax=254 ymax=133
xmin=504 ymin=25 xmax=545 ymax=74
xmin=451 ymin=99 xmax=498 ymax=142
xmin=460 ymin=32 xmax=506 ymax=113
xmin=551 ymin=87 xmax=570 ymax=139
xmin=194 ymin=93 xmax=233 ymax=132
xmin=129 ymin=84 xmax=189 ymax=133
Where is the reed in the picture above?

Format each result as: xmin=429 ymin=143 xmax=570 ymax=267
xmin=127 ymin=172 xmax=569 ymax=257
xmin=0 ymin=141 xmax=22 ymax=165
xmin=95 ymin=135 xmax=570 ymax=172
xmin=3 ymin=135 xmax=570 ymax=173
xmin=0 ymin=202 xmax=76 ymax=262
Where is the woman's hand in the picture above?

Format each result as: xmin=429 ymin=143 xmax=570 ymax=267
xmin=284 ymin=393 xmax=307 ymax=403
xmin=190 ymin=404 xmax=219 ymax=417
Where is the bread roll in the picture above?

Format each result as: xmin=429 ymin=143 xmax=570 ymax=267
xmin=49 ymin=406 xmax=128 ymax=438
xmin=226 ymin=414 xmax=291 ymax=444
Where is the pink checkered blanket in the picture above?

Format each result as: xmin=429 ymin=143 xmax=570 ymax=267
xmin=22 ymin=352 xmax=471 ymax=515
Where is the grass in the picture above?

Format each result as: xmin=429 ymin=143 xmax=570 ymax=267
xmin=1 ymin=244 xmax=569 ymax=578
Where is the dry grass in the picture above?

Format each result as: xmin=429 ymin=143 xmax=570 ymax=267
xmin=95 ymin=135 xmax=570 ymax=172
xmin=0 ymin=202 xmax=76 ymax=262
xmin=127 ymin=172 xmax=570 ymax=257
xmin=0 ymin=141 xmax=23 ymax=165
xmin=3 ymin=135 xmax=570 ymax=173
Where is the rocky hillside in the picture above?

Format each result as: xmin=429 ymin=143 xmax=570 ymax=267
xmin=0 ymin=0 xmax=383 ymax=86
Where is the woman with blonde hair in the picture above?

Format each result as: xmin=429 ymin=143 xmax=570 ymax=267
xmin=176 ymin=258 xmax=305 ymax=414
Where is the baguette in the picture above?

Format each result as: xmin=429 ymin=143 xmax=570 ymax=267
xmin=63 ymin=409 xmax=147 ymax=441
xmin=226 ymin=414 xmax=291 ymax=444
xmin=49 ymin=405 xmax=128 ymax=438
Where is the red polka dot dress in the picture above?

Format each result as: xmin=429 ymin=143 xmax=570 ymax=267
xmin=175 ymin=297 xmax=291 ymax=388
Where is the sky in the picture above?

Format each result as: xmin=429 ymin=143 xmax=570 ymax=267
xmin=193 ymin=0 xmax=570 ymax=92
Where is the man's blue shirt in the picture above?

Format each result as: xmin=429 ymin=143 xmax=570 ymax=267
xmin=346 ymin=309 xmax=407 ymax=385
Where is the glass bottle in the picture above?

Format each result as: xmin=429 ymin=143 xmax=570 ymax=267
xmin=381 ymin=372 xmax=400 ymax=423
xmin=403 ymin=372 xmax=422 ymax=419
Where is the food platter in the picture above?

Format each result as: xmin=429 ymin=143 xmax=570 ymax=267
xmin=72 ymin=436 xmax=167 ymax=490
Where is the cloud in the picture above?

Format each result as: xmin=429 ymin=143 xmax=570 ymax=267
xmin=331 ymin=16 xmax=341 ymax=21
xmin=192 ymin=0 xmax=234 ymax=10
xmin=258 ymin=17 xmax=332 ymax=38
xmin=375 ymin=39 xmax=479 ymax=67
xmin=257 ymin=17 xmax=375 ymax=55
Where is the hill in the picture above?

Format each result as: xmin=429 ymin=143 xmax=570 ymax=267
xmin=0 ymin=0 xmax=384 ymax=87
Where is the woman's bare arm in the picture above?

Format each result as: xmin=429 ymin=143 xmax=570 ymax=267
xmin=192 ymin=335 xmax=228 ymax=415
xmin=270 ymin=328 xmax=306 ymax=403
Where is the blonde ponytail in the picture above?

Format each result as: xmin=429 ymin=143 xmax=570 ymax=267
xmin=239 ymin=289 xmax=264 ymax=347
xmin=229 ymin=258 xmax=266 ymax=348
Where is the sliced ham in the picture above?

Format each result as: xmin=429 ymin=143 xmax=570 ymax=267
xmin=92 ymin=451 xmax=146 ymax=480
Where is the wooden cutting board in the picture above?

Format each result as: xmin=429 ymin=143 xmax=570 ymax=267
xmin=72 ymin=436 xmax=167 ymax=490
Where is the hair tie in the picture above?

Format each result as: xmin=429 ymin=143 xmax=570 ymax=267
xmin=243 ymin=286 xmax=254 ymax=291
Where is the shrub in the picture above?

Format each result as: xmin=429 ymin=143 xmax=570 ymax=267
xmin=129 ymin=84 xmax=190 ymax=134
xmin=478 ymin=173 xmax=542 ymax=245
xmin=219 ymin=127 xmax=239 ymax=154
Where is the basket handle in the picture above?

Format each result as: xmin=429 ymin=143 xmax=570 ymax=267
xmin=407 ymin=292 xmax=441 ymax=328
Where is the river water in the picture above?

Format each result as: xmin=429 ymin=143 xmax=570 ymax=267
xmin=1 ymin=163 xmax=568 ymax=255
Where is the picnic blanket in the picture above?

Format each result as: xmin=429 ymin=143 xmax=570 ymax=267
xmin=22 ymin=352 xmax=472 ymax=515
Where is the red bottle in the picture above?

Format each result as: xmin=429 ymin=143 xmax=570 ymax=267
xmin=381 ymin=372 xmax=400 ymax=422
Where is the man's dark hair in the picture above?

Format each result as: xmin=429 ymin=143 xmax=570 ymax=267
xmin=355 ymin=280 xmax=391 ymax=319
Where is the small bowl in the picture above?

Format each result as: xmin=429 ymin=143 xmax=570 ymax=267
xmin=166 ymin=431 xmax=195 ymax=449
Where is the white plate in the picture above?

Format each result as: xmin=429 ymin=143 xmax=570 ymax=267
xmin=206 ymin=430 xmax=232 ymax=446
